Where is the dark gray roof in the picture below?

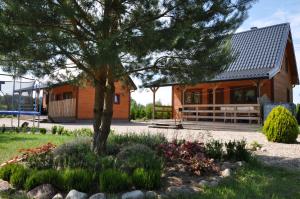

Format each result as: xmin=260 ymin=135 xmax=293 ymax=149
xmin=213 ymin=23 xmax=292 ymax=81
xmin=145 ymin=23 xmax=298 ymax=87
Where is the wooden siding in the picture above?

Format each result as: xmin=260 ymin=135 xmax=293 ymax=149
xmin=48 ymin=81 xmax=131 ymax=120
xmin=48 ymin=98 xmax=76 ymax=119
xmin=172 ymin=79 xmax=271 ymax=119
xmin=273 ymin=44 xmax=293 ymax=103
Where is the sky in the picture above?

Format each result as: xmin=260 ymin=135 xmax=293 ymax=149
xmin=132 ymin=0 xmax=300 ymax=105
xmin=1 ymin=1 xmax=300 ymax=105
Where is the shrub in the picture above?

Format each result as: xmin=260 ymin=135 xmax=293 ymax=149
xmin=31 ymin=127 xmax=37 ymax=134
xmin=51 ymin=126 xmax=57 ymax=134
xmin=72 ymin=128 xmax=93 ymax=137
xmin=99 ymin=156 xmax=116 ymax=171
xmin=132 ymin=168 xmax=161 ymax=189
xmin=57 ymin=126 xmax=64 ymax=135
xmin=108 ymin=133 xmax=167 ymax=150
xmin=225 ymin=140 xmax=250 ymax=161
xmin=0 ymin=164 xmax=24 ymax=181
xmin=205 ymin=140 xmax=224 ymax=160
xmin=63 ymin=169 xmax=94 ymax=192
xmin=1 ymin=124 xmax=5 ymax=133
xmin=296 ymin=104 xmax=300 ymax=124
xmin=26 ymin=152 xmax=53 ymax=169
xmin=263 ymin=106 xmax=299 ymax=143
xmin=116 ymin=144 xmax=163 ymax=173
xmin=10 ymin=166 xmax=30 ymax=189
xmin=52 ymin=138 xmax=99 ymax=170
xmin=99 ymin=169 xmax=130 ymax=193
xmin=39 ymin=128 xmax=47 ymax=134
xmin=24 ymin=169 xmax=63 ymax=191
xmin=250 ymin=141 xmax=262 ymax=151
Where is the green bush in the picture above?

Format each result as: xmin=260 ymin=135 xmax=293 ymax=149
xmin=24 ymin=169 xmax=63 ymax=191
xmin=63 ymin=169 xmax=94 ymax=192
xmin=52 ymin=138 xmax=99 ymax=170
xmin=1 ymin=124 xmax=6 ymax=133
xmin=108 ymin=133 xmax=167 ymax=150
xmin=263 ymin=106 xmax=299 ymax=143
xmin=205 ymin=140 xmax=224 ymax=160
xmin=10 ymin=166 xmax=30 ymax=189
xmin=225 ymin=140 xmax=250 ymax=161
xmin=39 ymin=128 xmax=47 ymax=134
xmin=99 ymin=169 xmax=130 ymax=193
xmin=116 ymin=144 xmax=163 ymax=173
xmin=72 ymin=128 xmax=93 ymax=137
xmin=51 ymin=126 xmax=57 ymax=134
xmin=57 ymin=126 xmax=64 ymax=135
xmin=26 ymin=152 xmax=53 ymax=169
xmin=0 ymin=164 xmax=24 ymax=181
xmin=132 ymin=168 xmax=161 ymax=189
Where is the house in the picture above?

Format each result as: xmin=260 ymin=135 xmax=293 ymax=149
xmin=147 ymin=23 xmax=299 ymax=124
xmin=44 ymin=79 xmax=136 ymax=122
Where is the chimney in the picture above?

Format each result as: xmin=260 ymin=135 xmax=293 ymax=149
xmin=250 ymin=27 xmax=258 ymax=30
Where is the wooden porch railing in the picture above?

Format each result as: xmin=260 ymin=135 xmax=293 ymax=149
xmin=48 ymin=98 xmax=76 ymax=119
xmin=181 ymin=104 xmax=261 ymax=124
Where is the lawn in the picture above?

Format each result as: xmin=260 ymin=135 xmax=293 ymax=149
xmin=0 ymin=133 xmax=74 ymax=163
xmin=196 ymin=161 xmax=300 ymax=199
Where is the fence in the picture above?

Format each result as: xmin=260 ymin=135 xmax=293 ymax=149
xmin=48 ymin=98 xmax=76 ymax=120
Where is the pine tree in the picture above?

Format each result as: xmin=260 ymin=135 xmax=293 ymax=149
xmin=0 ymin=0 xmax=254 ymax=154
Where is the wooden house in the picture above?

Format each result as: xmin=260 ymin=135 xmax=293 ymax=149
xmin=148 ymin=23 xmax=299 ymax=124
xmin=44 ymin=80 xmax=136 ymax=122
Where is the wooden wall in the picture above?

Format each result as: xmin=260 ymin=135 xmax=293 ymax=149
xmin=172 ymin=79 xmax=272 ymax=119
xmin=48 ymin=81 xmax=131 ymax=120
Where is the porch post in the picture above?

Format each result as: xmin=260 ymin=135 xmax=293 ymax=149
xmin=150 ymin=87 xmax=159 ymax=120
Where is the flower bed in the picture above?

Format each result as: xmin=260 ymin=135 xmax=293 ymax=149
xmin=0 ymin=131 xmax=251 ymax=198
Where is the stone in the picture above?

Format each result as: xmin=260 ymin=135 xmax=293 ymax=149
xmin=52 ymin=193 xmax=64 ymax=199
xmin=122 ymin=190 xmax=145 ymax=199
xmin=221 ymin=168 xmax=231 ymax=178
xmin=89 ymin=193 xmax=106 ymax=199
xmin=261 ymin=147 xmax=267 ymax=152
xmin=145 ymin=191 xmax=157 ymax=199
xmin=221 ymin=162 xmax=236 ymax=170
xmin=166 ymin=186 xmax=195 ymax=197
xmin=0 ymin=179 xmax=12 ymax=192
xmin=209 ymin=180 xmax=219 ymax=187
xmin=236 ymin=161 xmax=245 ymax=167
xmin=27 ymin=184 xmax=57 ymax=199
xmin=198 ymin=180 xmax=209 ymax=187
xmin=66 ymin=190 xmax=88 ymax=199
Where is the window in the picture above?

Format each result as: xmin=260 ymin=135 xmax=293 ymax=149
xmin=230 ymin=87 xmax=257 ymax=104
xmin=55 ymin=94 xmax=62 ymax=101
xmin=184 ymin=90 xmax=202 ymax=104
xmin=114 ymin=94 xmax=120 ymax=104
xmin=63 ymin=92 xmax=73 ymax=100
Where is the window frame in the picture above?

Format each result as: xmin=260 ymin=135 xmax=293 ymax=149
xmin=230 ymin=86 xmax=257 ymax=104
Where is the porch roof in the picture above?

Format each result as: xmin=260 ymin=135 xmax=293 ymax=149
xmin=145 ymin=23 xmax=298 ymax=88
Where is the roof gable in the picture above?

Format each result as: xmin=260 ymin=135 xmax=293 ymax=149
xmin=214 ymin=23 xmax=298 ymax=83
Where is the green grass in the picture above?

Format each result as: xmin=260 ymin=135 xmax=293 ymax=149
xmin=0 ymin=133 xmax=74 ymax=163
xmin=192 ymin=160 xmax=300 ymax=199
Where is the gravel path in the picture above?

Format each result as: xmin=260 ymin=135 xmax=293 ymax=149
xmin=1 ymin=118 xmax=300 ymax=170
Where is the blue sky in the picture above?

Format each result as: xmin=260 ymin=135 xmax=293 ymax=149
xmin=132 ymin=0 xmax=300 ymax=105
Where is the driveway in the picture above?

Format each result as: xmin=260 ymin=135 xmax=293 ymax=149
xmin=1 ymin=118 xmax=299 ymax=170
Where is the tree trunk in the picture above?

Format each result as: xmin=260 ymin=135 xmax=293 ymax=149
xmin=92 ymin=70 xmax=115 ymax=155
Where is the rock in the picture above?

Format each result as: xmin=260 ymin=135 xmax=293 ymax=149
xmin=221 ymin=168 xmax=231 ymax=178
xmin=198 ymin=180 xmax=209 ymax=187
xmin=122 ymin=190 xmax=145 ymax=199
xmin=52 ymin=193 xmax=64 ymax=199
xmin=27 ymin=184 xmax=57 ymax=199
xmin=145 ymin=191 xmax=157 ymax=199
xmin=66 ymin=190 xmax=88 ymax=199
xmin=0 ymin=179 xmax=12 ymax=192
xmin=221 ymin=161 xmax=236 ymax=170
xmin=166 ymin=186 xmax=195 ymax=197
xmin=236 ymin=161 xmax=245 ymax=167
xmin=157 ymin=194 xmax=168 ymax=199
xmin=261 ymin=147 xmax=267 ymax=152
xmin=89 ymin=193 xmax=106 ymax=199
xmin=209 ymin=180 xmax=219 ymax=187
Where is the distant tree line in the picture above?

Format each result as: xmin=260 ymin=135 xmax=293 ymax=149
xmin=130 ymin=99 xmax=171 ymax=120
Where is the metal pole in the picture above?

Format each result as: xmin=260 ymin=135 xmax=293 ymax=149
xmin=17 ymin=77 xmax=21 ymax=128
xmin=11 ymin=75 xmax=15 ymax=127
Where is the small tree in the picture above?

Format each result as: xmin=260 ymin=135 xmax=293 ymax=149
xmin=0 ymin=0 xmax=254 ymax=154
